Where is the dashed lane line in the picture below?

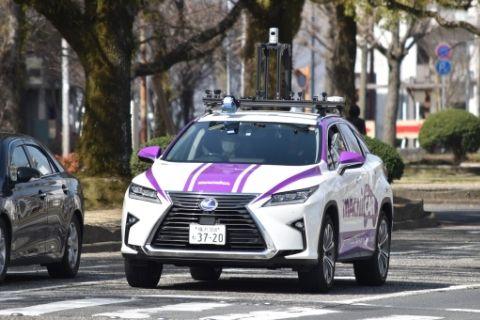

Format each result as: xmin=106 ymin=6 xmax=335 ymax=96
xmin=199 ymin=307 xmax=338 ymax=320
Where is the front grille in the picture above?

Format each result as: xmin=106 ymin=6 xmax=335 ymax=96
xmin=150 ymin=192 xmax=266 ymax=251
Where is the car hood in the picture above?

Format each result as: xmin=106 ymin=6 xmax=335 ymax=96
xmin=138 ymin=161 xmax=322 ymax=199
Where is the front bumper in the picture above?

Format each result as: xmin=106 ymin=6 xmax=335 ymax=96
xmin=121 ymin=191 xmax=325 ymax=265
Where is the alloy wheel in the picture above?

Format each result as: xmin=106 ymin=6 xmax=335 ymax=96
xmin=322 ymin=223 xmax=335 ymax=284
xmin=377 ymin=218 xmax=390 ymax=278
xmin=67 ymin=222 xmax=79 ymax=269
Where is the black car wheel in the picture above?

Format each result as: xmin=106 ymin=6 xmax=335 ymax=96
xmin=298 ymin=215 xmax=337 ymax=293
xmin=125 ymin=259 xmax=162 ymax=288
xmin=354 ymin=213 xmax=391 ymax=286
xmin=0 ymin=218 xmax=9 ymax=284
xmin=190 ymin=266 xmax=222 ymax=281
xmin=47 ymin=216 xmax=82 ymax=278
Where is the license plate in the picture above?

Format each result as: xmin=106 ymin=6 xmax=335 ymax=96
xmin=189 ymin=224 xmax=226 ymax=245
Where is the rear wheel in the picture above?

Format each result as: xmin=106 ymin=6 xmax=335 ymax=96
xmin=298 ymin=215 xmax=336 ymax=292
xmin=354 ymin=213 xmax=391 ymax=286
xmin=125 ymin=259 xmax=162 ymax=288
xmin=47 ymin=216 xmax=82 ymax=278
xmin=0 ymin=218 xmax=10 ymax=284
xmin=190 ymin=266 xmax=222 ymax=281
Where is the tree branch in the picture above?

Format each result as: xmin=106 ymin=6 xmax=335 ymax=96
xmin=383 ymin=0 xmax=480 ymax=36
xmin=134 ymin=1 xmax=243 ymax=77
xmin=14 ymin=0 xmax=88 ymax=56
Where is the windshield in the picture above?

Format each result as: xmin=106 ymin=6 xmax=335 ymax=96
xmin=164 ymin=121 xmax=320 ymax=165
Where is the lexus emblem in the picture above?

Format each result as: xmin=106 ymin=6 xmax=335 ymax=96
xmin=200 ymin=197 xmax=218 ymax=211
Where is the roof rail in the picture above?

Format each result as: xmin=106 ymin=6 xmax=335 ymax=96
xmin=202 ymin=91 xmax=345 ymax=117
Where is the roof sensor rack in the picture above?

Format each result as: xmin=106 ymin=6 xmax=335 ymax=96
xmin=203 ymin=28 xmax=345 ymax=117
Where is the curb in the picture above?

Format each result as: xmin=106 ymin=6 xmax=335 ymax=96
xmin=83 ymin=241 xmax=121 ymax=253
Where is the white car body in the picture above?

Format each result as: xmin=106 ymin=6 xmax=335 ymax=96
xmin=121 ymin=110 xmax=393 ymax=290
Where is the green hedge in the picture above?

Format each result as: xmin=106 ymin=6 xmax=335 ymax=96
xmin=364 ymin=136 xmax=404 ymax=182
xmin=130 ymin=136 xmax=173 ymax=176
xmin=419 ymin=109 xmax=480 ymax=164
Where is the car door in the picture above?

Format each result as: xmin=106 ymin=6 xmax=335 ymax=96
xmin=24 ymin=144 xmax=67 ymax=257
xmin=9 ymin=143 xmax=49 ymax=261
xmin=337 ymin=123 xmax=375 ymax=258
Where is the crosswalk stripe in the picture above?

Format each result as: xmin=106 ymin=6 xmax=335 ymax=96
xmin=446 ymin=308 xmax=480 ymax=313
xmin=200 ymin=307 xmax=338 ymax=320
xmin=358 ymin=316 xmax=443 ymax=320
xmin=0 ymin=298 xmax=129 ymax=316
xmin=94 ymin=302 xmax=231 ymax=319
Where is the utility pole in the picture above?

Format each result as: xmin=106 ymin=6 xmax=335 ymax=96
xmin=240 ymin=13 xmax=246 ymax=97
xmin=226 ymin=1 xmax=233 ymax=95
xmin=310 ymin=2 xmax=315 ymax=99
xmin=61 ymin=38 xmax=70 ymax=157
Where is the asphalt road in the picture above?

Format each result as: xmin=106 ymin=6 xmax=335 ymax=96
xmin=1 ymin=210 xmax=479 ymax=320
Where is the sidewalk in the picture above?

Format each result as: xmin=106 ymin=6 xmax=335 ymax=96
xmin=393 ymin=183 xmax=480 ymax=205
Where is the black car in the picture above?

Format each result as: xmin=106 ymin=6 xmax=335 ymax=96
xmin=0 ymin=133 xmax=84 ymax=283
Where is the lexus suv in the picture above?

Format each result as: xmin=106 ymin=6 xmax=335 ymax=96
xmin=121 ymin=97 xmax=393 ymax=292
xmin=0 ymin=133 xmax=83 ymax=284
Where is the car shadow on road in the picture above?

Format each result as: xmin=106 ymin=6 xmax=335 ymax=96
xmin=157 ymin=276 xmax=450 ymax=296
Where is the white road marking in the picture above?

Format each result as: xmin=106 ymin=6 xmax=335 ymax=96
xmin=358 ymin=316 xmax=442 ymax=320
xmin=446 ymin=308 xmax=480 ymax=313
xmin=0 ymin=279 xmax=121 ymax=296
xmin=139 ymin=294 xmax=234 ymax=300
xmin=200 ymin=307 xmax=338 ymax=320
xmin=331 ymin=283 xmax=480 ymax=305
xmin=95 ymin=302 xmax=230 ymax=319
xmin=0 ymin=298 xmax=129 ymax=316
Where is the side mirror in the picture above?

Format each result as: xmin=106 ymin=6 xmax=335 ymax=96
xmin=337 ymin=151 xmax=365 ymax=175
xmin=16 ymin=167 xmax=41 ymax=183
xmin=138 ymin=146 xmax=162 ymax=163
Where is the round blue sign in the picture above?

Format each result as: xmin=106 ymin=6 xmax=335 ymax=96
xmin=435 ymin=43 xmax=452 ymax=60
xmin=435 ymin=60 xmax=452 ymax=76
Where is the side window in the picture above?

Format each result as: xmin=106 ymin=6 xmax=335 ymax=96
xmin=25 ymin=145 xmax=53 ymax=176
xmin=339 ymin=124 xmax=364 ymax=155
xmin=327 ymin=125 xmax=347 ymax=170
xmin=11 ymin=146 xmax=30 ymax=168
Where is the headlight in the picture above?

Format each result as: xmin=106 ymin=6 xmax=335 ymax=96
xmin=129 ymin=183 xmax=161 ymax=203
xmin=263 ymin=186 xmax=318 ymax=206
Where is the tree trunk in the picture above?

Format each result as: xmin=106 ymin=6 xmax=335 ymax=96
xmin=0 ymin=2 xmax=25 ymax=132
xmin=151 ymin=73 xmax=176 ymax=137
xmin=77 ymin=6 xmax=136 ymax=176
xmin=327 ymin=4 xmax=356 ymax=114
xmin=180 ymin=88 xmax=194 ymax=126
xmin=383 ymin=58 xmax=401 ymax=146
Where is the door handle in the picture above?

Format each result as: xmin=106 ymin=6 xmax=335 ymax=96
xmin=62 ymin=184 xmax=69 ymax=194
xmin=38 ymin=190 xmax=47 ymax=199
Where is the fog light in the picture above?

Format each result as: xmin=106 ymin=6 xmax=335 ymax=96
xmin=125 ymin=213 xmax=139 ymax=246
xmin=294 ymin=221 xmax=305 ymax=229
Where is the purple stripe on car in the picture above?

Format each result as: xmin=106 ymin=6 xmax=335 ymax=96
xmin=191 ymin=163 xmax=251 ymax=193
xmin=237 ymin=164 xmax=261 ymax=192
xmin=254 ymin=166 xmax=321 ymax=203
xmin=338 ymin=229 xmax=377 ymax=258
xmin=183 ymin=163 xmax=209 ymax=192
xmin=146 ymin=168 xmax=167 ymax=200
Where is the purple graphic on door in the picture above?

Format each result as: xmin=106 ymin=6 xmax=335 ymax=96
xmin=343 ymin=184 xmax=378 ymax=228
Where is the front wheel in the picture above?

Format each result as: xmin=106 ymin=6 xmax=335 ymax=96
xmin=190 ymin=266 xmax=222 ymax=281
xmin=47 ymin=216 xmax=82 ymax=278
xmin=354 ymin=213 xmax=391 ymax=286
xmin=125 ymin=259 xmax=162 ymax=288
xmin=0 ymin=218 xmax=10 ymax=284
xmin=298 ymin=215 xmax=337 ymax=293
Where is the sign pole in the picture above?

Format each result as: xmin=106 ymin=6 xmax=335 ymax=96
xmin=61 ymin=38 xmax=70 ymax=158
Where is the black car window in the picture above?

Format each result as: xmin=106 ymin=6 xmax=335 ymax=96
xmin=327 ymin=125 xmax=347 ymax=170
xmin=25 ymin=145 xmax=53 ymax=176
xmin=11 ymin=146 xmax=30 ymax=168
xmin=339 ymin=123 xmax=364 ymax=155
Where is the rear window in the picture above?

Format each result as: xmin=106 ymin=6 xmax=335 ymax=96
xmin=164 ymin=121 xmax=321 ymax=166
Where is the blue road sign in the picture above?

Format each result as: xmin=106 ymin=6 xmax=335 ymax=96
xmin=435 ymin=60 xmax=452 ymax=76
xmin=435 ymin=43 xmax=452 ymax=60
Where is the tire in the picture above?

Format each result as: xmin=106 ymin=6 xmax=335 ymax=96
xmin=47 ymin=216 xmax=82 ymax=278
xmin=298 ymin=215 xmax=337 ymax=293
xmin=0 ymin=218 xmax=10 ymax=284
xmin=125 ymin=259 xmax=162 ymax=288
xmin=354 ymin=213 xmax=391 ymax=286
xmin=190 ymin=266 xmax=222 ymax=281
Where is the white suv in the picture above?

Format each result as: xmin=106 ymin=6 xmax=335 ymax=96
xmin=121 ymin=98 xmax=393 ymax=292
